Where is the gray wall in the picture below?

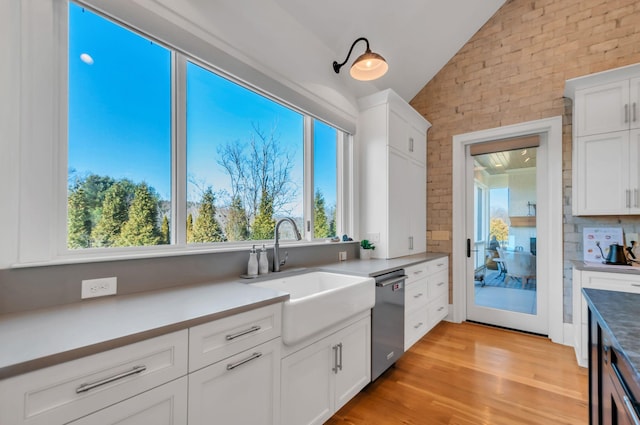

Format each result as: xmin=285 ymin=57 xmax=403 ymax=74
xmin=0 ymin=242 xmax=360 ymax=315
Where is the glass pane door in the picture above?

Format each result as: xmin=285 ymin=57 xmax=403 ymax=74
xmin=466 ymin=145 xmax=545 ymax=333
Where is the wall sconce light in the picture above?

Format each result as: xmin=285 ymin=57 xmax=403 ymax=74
xmin=332 ymin=37 xmax=388 ymax=81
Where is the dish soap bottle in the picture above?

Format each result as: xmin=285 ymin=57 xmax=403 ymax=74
xmin=247 ymin=245 xmax=258 ymax=276
xmin=259 ymin=244 xmax=269 ymax=274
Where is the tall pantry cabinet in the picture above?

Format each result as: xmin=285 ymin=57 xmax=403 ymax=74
xmin=357 ymin=89 xmax=431 ymax=259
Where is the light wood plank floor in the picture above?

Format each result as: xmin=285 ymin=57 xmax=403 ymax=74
xmin=327 ymin=321 xmax=588 ymax=425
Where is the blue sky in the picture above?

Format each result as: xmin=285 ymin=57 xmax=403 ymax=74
xmin=68 ymin=3 xmax=336 ymax=213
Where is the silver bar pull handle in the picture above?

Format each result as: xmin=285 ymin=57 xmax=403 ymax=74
xmin=409 ymin=236 xmax=414 ymax=250
xmin=414 ymin=322 xmax=424 ymax=329
xmin=634 ymin=102 xmax=637 ymax=122
xmin=337 ymin=343 xmax=343 ymax=372
xmin=635 ymin=189 xmax=638 ymax=208
xmin=631 ymin=283 xmax=640 ymax=287
xmin=437 ymin=281 xmax=446 ymax=287
xmin=76 ymin=365 xmax=146 ymax=394
xmin=623 ymin=396 xmax=640 ymax=425
xmin=626 ymin=104 xmax=630 ymax=123
xmin=376 ymin=275 xmax=408 ymax=287
xmin=414 ymin=292 xmax=424 ymax=299
xmin=332 ymin=345 xmax=339 ymax=374
xmin=437 ymin=306 xmax=445 ymax=312
xmin=627 ymin=189 xmax=631 ymax=208
xmin=226 ymin=325 xmax=261 ymax=340
xmin=226 ymin=352 xmax=262 ymax=370
xmin=409 ymin=137 xmax=414 ymax=152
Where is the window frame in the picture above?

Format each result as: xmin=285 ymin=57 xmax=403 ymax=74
xmin=14 ymin=0 xmax=354 ymax=267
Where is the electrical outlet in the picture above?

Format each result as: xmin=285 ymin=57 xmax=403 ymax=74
xmin=81 ymin=277 xmax=117 ymax=299
xmin=339 ymin=251 xmax=347 ymax=261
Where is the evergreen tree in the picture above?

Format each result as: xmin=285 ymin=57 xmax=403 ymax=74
xmin=192 ymin=187 xmax=225 ymax=243
xmin=68 ymin=185 xmax=92 ymax=248
xmin=160 ymin=215 xmax=170 ymax=244
xmin=328 ymin=205 xmax=336 ymax=237
xmin=225 ymin=195 xmax=249 ymax=241
xmin=186 ymin=213 xmax=194 ymax=243
xmin=91 ymin=182 xmax=130 ymax=247
xmin=251 ymin=189 xmax=275 ymax=240
xmin=314 ymin=189 xmax=330 ymax=238
xmin=116 ymin=183 xmax=161 ymax=246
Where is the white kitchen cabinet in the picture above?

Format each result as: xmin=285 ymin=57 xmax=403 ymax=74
xmin=280 ymin=315 xmax=370 ymax=425
xmin=188 ymin=338 xmax=281 ymax=425
xmin=572 ymin=268 xmax=640 ymax=367
xmin=565 ymin=64 xmax=640 ymax=215
xmin=0 ymin=330 xmax=188 ymax=425
xmin=404 ymin=258 xmax=449 ymax=351
xmin=573 ymin=129 xmax=640 ymax=215
xmin=358 ymin=89 xmax=431 ymax=259
xmin=68 ymin=377 xmax=188 ymax=425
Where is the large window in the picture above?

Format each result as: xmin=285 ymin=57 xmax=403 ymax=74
xmin=66 ymin=3 xmax=344 ymax=253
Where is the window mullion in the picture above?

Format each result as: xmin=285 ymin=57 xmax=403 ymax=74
xmin=174 ymin=53 xmax=187 ymax=246
xmin=303 ymin=116 xmax=314 ymax=241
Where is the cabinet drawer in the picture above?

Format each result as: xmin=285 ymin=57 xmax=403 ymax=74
xmin=405 ymin=279 xmax=428 ymax=312
xmin=0 ymin=330 xmax=188 ymax=425
xmin=427 ymin=257 xmax=448 ymax=275
xmin=405 ymin=262 xmax=428 ymax=285
xmin=428 ymin=294 xmax=448 ymax=327
xmin=405 ymin=308 xmax=428 ymax=351
xmin=189 ymin=303 xmax=281 ymax=372
xmin=427 ymin=270 xmax=448 ymax=299
xmin=68 ymin=376 xmax=188 ymax=425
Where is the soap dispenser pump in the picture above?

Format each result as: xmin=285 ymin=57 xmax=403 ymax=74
xmin=247 ymin=245 xmax=258 ymax=276
xmin=259 ymin=244 xmax=269 ymax=274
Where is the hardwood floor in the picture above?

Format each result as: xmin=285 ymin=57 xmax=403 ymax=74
xmin=327 ymin=321 xmax=588 ymax=425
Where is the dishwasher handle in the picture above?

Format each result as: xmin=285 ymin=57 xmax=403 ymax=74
xmin=376 ymin=275 xmax=408 ymax=287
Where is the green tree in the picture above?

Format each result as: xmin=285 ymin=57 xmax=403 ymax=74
xmin=490 ymin=217 xmax=509 ymax=243
xmin=314 ymin=189 xmax=330 ymax=238
xmin=160 ymin=215 xmax=170 ymax=244
xmin=186 ymin=213 xmax=194 ymax=243
xmin=225 ymin=195 xmax=249 ymax=241
xmin=251 ymin=189 xmax=275 ymax=240
xmin=328 ymin=205 xmax=336 ymax=237
xmin=68 ymin=185 xmax=92 ymax=249
xmin=192 ymin=187 xmax=225 ymax=243
xmin=117 ymin=183 xmax=161 ymax=246
xmin=91 ymin=181 xmax=130 ymax=247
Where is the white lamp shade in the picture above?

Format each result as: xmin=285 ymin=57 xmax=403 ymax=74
xmin=349 ymin=51 xmax=388 ymax=81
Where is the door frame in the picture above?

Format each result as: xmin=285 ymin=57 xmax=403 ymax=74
xmin=451 ymin=116 xmax=565 ymax=344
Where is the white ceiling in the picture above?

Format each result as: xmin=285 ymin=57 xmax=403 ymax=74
xmin=270 ymin=0 xmax=507 ymax=101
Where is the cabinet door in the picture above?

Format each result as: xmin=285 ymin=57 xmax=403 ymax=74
xmin=574 ymin=131 xmax=629 ymax=215
xmin=68 ymin=377 xmax=187 ymax=425
xmin=629 ymin=129 xmax=640 ymax=213
xmin=575 ymin=81 xmax=629 ymax=136
xmin=388 ymin=109 xmax=410 ymax=155
xmin=188 ymin=338 xmax=281 ymax=425
xmin=388 ymin=148 xmax=411 ymax=258
xmin=409 ymin=159 xmax=426 ymax=253
xmin=281 ymin=338 xmax=333 ymax=425
xmin=630 ymin=77 xmax=640 ymax=130
xmin=334 ymin=317 xmax=371 ymax=411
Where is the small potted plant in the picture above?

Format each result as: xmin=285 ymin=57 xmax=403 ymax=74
xmin=360 ymin=239 xmax=375 ymax=260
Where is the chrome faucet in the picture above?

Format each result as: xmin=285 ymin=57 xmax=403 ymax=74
xmin=273 ymin=217 xmax=302 ymax=272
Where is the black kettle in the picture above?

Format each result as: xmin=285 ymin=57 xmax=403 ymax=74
xmin=597 ymin=242 xmax=628 ymax=265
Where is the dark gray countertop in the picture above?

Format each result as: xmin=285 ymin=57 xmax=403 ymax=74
xmin=572 ymin=260 xmax=640 ymax=275
xmin=582 ymin=288 xmax=640 ymax=383
xmin=0 ymin=253 xmax=447 ymax=380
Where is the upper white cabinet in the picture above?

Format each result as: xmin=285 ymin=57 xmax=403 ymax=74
xmin=566 ymin=64 xmax=640 ymax=215
xmin=358 ymin=89 xmax=431 ymax=258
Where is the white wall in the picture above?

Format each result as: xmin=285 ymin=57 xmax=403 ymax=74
xmin=507 ymin=169 xmax=536 ymax=250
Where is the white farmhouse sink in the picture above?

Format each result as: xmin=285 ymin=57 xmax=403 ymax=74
xmin=252 ymin=271 xmax=375 ymax=346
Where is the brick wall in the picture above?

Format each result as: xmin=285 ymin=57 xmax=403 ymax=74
xmin=410 ymin=0 xmax=640 ymax=322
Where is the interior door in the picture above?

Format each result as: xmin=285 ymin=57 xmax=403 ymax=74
xmin=465 ymin=143 xmax=547 ymax=334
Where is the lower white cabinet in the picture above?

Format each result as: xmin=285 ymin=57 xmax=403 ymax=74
xmin=404 ymin=258 xmax=448 ymax=350
xmin=188 ymin=338 xmax=281 ymax=425
xmin=68 ymin=377 xmax=188 ymax=425
xmin=572 ymin=268 xmax=640 ymax=367
xmin=280 ymin=316 xmax=371 ymax=425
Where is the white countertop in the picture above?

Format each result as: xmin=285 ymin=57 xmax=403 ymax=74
xmin=0 ymin=253 xmax=448 ymax=379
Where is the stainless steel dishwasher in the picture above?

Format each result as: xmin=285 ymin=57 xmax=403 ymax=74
xmin=371 ymin=269 xmax=406 ymax=381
